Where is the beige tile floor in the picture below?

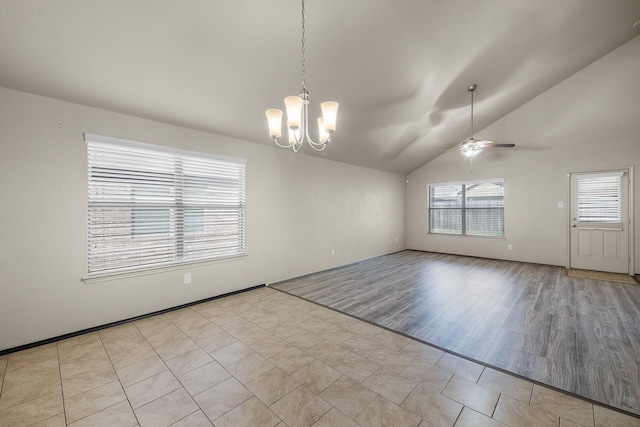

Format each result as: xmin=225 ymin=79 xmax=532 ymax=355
xmin=1 ymin=287 xmax=639 ymax=427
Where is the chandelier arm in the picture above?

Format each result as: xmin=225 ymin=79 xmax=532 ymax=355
xmin=273 ymin=137 xmax=298 ymax=149
xmin=302 ymin=101 xmax=312 ymax=141
xmin=272 ymin=137 xmax=290 ymax=148
xmin=306 ymin=140 xmax=327 ymax=151
xmin=273 ymin=139 xmax=292 ymax=148
xmin=289 ymin=113 xmax=308 ymax=148
xmin=307 ymin=138 xmax=329 ymax=147
xmin=300 ymin=100 xmax=328 ymax=149
xmin=308 ymin=139 xmax=329 ymax=147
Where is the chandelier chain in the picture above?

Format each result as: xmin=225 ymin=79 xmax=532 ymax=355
xmin=301 ymin=0 xmax=306 ymax=90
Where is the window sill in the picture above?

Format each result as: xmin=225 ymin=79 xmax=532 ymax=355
xmin=82 ymin=253 xmax=248 ymax=284
xmin=427 ymin=232 xmax=506 ymax=240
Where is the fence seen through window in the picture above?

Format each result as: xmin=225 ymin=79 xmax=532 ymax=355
xmin=429 ymin=179 xmax=504 ymax=237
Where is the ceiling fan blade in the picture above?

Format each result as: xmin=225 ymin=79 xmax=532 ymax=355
xmin=482 ymin=143 xmax=515 ymax=148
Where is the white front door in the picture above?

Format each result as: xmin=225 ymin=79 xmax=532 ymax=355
xmin=570 ymin=170 xmax=630 ymax=274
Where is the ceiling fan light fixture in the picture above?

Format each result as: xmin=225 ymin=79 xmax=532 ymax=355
xmin=441 ymin=85 xmax=515 ymax=158
xmin=468 ymin=84 xmax=480 ymax=145
xmin=461 ymin=86 xmax=485 ymax=158
xmin=461 ymin=142 xmax=481 ymax=157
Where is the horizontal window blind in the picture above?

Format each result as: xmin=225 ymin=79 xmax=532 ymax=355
xmin=429 ymin=179 xmax=504 ymax=237
xmin=429 ymin=184 xmax=463 ymax=235
xmin=85 ymin=134 xmax=246 ymax=275
xmin=576 ymin=172 xmax=623 ymax=223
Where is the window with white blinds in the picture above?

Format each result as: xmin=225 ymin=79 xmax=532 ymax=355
xmin=576 ymin=172 xmax=623 ymax=223
xmin=428 ymin=179 xmax=504 ymax=237
xmin=85 ymin=134 xmax=246 ymax=275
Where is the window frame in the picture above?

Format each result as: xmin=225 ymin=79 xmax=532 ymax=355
xmin=575 ymin=171 xmax=623 ymax=225
xmin=428 ymin=178 xmax=505 ymax=238
xmin=84 ymin=134 xmax=247 ymax=279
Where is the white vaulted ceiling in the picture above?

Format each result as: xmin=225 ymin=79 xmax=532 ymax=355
xmin=1 ymin=0 xmax=638 ymax=174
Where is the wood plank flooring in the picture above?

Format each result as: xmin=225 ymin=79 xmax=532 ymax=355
xmin=272 ymin=250 xmax=640 ymax=416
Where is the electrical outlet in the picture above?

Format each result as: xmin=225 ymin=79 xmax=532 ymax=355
xmin=331 ymin=249 xmax=335 ymax=256
xmin=184 ymin=273 xmax=191 ymax=284
xmin=508 ymin=244 xmax=513 ymax=251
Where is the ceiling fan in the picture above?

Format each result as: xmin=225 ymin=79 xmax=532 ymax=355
xmin=446 ymin=84 xmax=515 ymax=157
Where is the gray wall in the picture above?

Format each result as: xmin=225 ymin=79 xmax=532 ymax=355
xmin=407 ymin=36 xmax=640 ymax=271
xmin=0 ymin=88 xmax=406 ymax=351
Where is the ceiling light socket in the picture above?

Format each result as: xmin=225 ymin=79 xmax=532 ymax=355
xmin=634 ymin=19 xmax=640 ymax=28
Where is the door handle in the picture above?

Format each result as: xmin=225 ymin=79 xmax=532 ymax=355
xmin=572 ymin=225 xmax=577 ymax=227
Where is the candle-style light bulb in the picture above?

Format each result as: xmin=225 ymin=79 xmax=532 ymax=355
xmin=284 ymin=96 xmax=304 ymax=130
xmin=318 ymin=117 xmax=330 ymax=143
xmin=321 ymin=101 xmax=339 ymax=133
xmin=265 ymin=109 xmax=283 ymax=138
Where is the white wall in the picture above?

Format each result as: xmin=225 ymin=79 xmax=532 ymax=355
xmin=0 ymin=88 xmax=406 ymax=351
xmin=407 ymin=36 xmax=640 ymax=270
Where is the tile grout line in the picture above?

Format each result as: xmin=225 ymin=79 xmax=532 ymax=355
xmin=62 ymin=333 xmax=131 ymax=425
xmin=152 ymin=305 xmax=276 ymax=425
xmin=55 ymin=344 xmax=67 ymax=426
xmin=102 ymin=326 xmax=144 ymax=427
xmin=126 ymin=318 xmax=208 ymax=424
xmin=0 ymin=357 xmax=6 ymax=402
xmin=131 ymin=317 xmax=202 ymax=423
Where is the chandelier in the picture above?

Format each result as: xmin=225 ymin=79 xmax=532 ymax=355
xmin=265 ymin=0 xmax=339 ymax=152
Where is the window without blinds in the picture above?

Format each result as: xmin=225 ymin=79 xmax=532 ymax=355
xmin=429 ymin=179 xmax=504 ymax=237
xmin=576 ymin=172 xmax=622 ymax=223
xmin=85 ymin=134 xmax=246 ymax=275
